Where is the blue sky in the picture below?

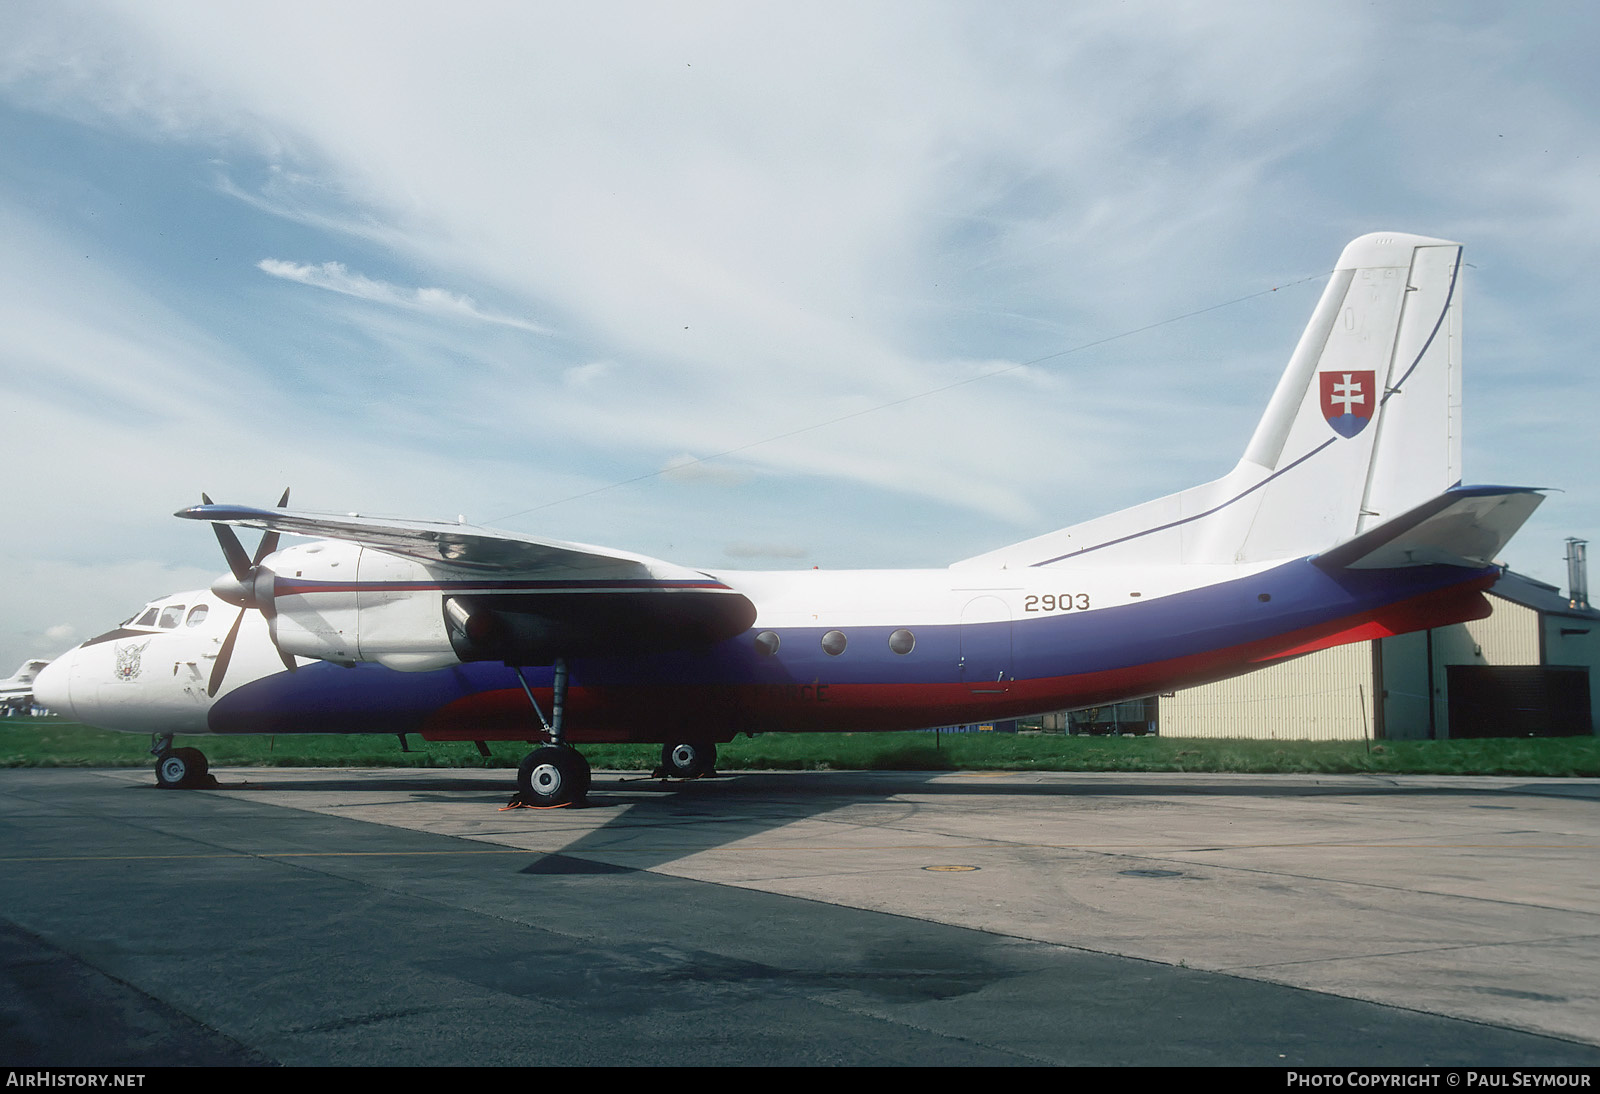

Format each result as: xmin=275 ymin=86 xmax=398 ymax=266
xmin=2 ymin=1 xmax=1597 ymax=670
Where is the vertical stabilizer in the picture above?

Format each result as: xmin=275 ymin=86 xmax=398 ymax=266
xmin=1229 ymin=231 xmax=1463 ymax=560
xmin=954 ymin=232 xmax=1464 ymax=571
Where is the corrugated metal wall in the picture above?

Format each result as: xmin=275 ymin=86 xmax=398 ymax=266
xmin=1157 ymin=597 xmax=1548 ymax=741
xmin=1544 ymin=615 xmax=1600 ymax=733
xmin=1459 ymin=603 xmax=1539 ymax=665
xmin=1158 ymin=642 xmax=1376 ymax=740
xmin=1433 ymin=601 xmax=1537 ymax=736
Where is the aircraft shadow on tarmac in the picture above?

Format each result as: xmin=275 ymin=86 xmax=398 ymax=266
xmin=135 ymin=765 xmax=1598 ymax=876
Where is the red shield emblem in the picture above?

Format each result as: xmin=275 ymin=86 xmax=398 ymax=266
xmin=1319 ymin=371 xmax=1375 ymax=438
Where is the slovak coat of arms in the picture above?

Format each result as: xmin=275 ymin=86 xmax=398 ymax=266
xmin=114 ymin=640 xmax=151 ymax=681
xmin=1319 ymin=370 xmax=1376 ymax=438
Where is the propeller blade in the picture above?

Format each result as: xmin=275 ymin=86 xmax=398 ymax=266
xmin=212 ymin=522 xmax=253 ymax=584
xmin=209 ymin=608 xmax=246 ymax=697
xmin=200 ymin=488 xmax=296 ymax=690
xmin=252 ymin=488 xmax=292 ymax=564
xmin=272 ymin=637 xmax=297 ymax=674
xmin=253 ymin=532 xmax=280 ymax=566
xmin=257 ymin=579 xmax=297 ymax=674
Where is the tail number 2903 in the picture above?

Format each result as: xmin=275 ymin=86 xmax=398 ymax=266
xmin=1023 ymin=593 xmax=1090 ymax=613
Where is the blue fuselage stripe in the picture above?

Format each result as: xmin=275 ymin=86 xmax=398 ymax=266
xmin=210 ymin=559 xmax=1488 ymax=733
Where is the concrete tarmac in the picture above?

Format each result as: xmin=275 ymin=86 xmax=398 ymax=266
xmin=1 ymin=766 xmax=1597 ymax=1067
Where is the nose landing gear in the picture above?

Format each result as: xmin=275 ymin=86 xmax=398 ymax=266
xmin=151 ymin=734 xmax=214 ymax=789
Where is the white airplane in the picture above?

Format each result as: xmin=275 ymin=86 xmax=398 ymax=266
xmin=1 ymin=659 xmax=52 ymax=716
xmin=34 ymin=232 xmax=1543 ymax=805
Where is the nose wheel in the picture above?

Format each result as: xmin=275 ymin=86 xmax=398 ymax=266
xmin=154 ymin=744 xmax=211 ymax=789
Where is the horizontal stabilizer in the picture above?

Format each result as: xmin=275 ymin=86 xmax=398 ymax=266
xmin=1312 ymin=486 xmax=1544 ymax=571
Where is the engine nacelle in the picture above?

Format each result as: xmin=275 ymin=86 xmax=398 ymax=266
xmin=261 ymin=539 xmax=757 ymax=671
xmin=267 ymin=541 xmax=459 ymax=671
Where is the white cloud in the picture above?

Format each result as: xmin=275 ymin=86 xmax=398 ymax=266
xmin=562 ymin=360 xmax=614 ymax=387
xmin=256 ymin=259 xmax=549 ymax=332
xmin=0 ymin=556 xmax=221 ymax=673
xmin=0 ymin=0 xmax=1596 ymax=629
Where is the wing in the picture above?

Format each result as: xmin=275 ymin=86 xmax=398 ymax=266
xmin=178 ymin=503 xmax=699 ymax=577
xmin=178 ymin=504 xmax=757 ymax=659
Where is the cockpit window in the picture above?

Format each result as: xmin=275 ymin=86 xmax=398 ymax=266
xmin=158 ymin=605 xmax=185 ymax=629
xmin=186 ymin=605 xmax=209 ymax=627
xmin=134 ymin=607 xmax=159 ymax=627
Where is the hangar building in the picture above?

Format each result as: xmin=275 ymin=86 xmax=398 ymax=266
xmin=1155 ymin=545 xmax=1599 ymax=741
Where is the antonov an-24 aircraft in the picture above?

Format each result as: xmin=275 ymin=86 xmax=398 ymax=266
xmin=35 ymin=232 xmax=1544 ymax=805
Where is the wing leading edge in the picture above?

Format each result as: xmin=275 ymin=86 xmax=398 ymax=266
xmin=177 ymin=503 xmax=703 ymax=578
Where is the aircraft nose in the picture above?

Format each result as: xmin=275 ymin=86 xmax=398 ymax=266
xmin=31 ymin=655 xmax=74 ymax=719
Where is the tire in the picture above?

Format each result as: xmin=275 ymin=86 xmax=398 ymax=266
xmin=660 ymin=741 xmax=716 ymax=780
xmin=155 ymin=749 xmax=198 ymax=789
xmin=517 ymin=746 xmax=590 ymax=807
xmin=176 ymin=747 xmax=208 ymax=780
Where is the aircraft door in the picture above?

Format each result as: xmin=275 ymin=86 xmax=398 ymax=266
xmin=959 ymin=595 xmax=1013 ymax=694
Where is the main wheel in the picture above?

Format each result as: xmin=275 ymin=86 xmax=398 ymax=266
xmin=660 ymin=741 xmax=716 ymax=780
xmin=517 ymin=746 xmax=591 ymax=807
xmin=154 ymin=748 xmax=207 ymax=789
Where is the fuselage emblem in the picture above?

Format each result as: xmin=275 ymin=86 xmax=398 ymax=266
xmin=1319 ymin=370 xmax=1376 ymax=438
xmin=115 ymin=640 xmax=151 ymax=682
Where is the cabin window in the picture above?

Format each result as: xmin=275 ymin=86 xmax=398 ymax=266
xmin=888 ymin=628 xmax=915 ymax=655
xmin=755 ymin=631 xmax=780 ymax=656
xmin=821 ymin=630 xmax=847 ymax=656
xmin=186 ymin=605 xmax=210 ymax=627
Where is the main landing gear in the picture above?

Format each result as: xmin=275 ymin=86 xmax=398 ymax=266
xmin=152 ymin=734 xmax=214 ymax=789
xmin=517 ymin=745 xmax=591 ymax=807
xmin=658 ymin=741 xmax=716 ymax=780
xmin=510 ymin=658 xmax=591 ymax=808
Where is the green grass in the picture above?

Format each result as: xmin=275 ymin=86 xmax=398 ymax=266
xmin=3 ymin=719 xmax=1597 ymax=777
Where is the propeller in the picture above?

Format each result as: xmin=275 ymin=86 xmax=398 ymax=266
xmin=203 ymin=488 xmax=297 ymax=697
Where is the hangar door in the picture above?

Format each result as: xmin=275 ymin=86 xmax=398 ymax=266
xmin=1446 ymin=665 xmax=1591 ymax=738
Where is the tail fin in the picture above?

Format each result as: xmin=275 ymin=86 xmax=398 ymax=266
xmin=956 ymin=232 xmax=1469 ymax=571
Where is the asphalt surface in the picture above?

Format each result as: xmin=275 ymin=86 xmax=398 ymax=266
xmin=2 ymin=766 xmax=1597 ymax=1067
